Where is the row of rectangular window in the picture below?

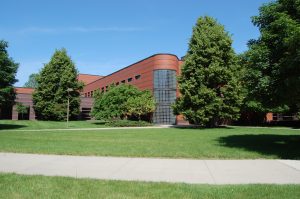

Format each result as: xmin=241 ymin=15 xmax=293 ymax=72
xmin=84 ymin=74 xmax=141 ymax=97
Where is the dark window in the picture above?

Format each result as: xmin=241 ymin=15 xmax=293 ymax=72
xmin=128 ymin=77 xmax=133 ymax=82
xmin=135 ymin=75 xmax=141 ymax=80
xmin=116 ymin=82 xmax=119 ymax=86
xmin=105 ymin=86 xmax=108 ymax=89
xmin=91 ymin=91 xmax=93 ymax=97
xmin=81 ymin=107 xmax=92 ymax=120
xmin=121 ymin=80 xmax=125 ymax=83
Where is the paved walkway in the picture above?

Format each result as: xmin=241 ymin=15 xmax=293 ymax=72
xmin=0 ymin=153 xmax=300 ymax=184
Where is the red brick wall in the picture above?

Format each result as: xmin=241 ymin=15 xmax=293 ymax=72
xmin=83 ymin=54 xmax=181 ymax=95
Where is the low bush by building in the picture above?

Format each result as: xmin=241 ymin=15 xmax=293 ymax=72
xmin=105 ymin=120 xmax=152 ymax=127
xmin=91 ymin=84 xmax=155 ymax=122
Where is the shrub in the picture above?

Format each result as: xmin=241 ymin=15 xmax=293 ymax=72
xmin=105 ymin=120 xmax=152 ymax=127
xmin=92 ymin=84 xmax=155 ymax=121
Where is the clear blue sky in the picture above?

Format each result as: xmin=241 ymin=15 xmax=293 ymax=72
xmin=0 ymin=0 xmax=272 ymax=86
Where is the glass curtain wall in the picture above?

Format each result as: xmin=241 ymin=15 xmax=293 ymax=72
xmin=153 ymin=70 xmax=177 ymax=124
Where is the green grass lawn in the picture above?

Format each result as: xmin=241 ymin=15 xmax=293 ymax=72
xmin=0 ymin=173 xmax=299 ymax=199
xmin=0 ymin=120 xmax=105 ymax=130
xmin=0 ymin=120 xmax=299 ymax=159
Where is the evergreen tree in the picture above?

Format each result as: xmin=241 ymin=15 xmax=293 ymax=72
xmin=0 ymin=40 xmax=18 ymax=109
xmin=33 ymin=49 xmax=83 ymax=120
xmin=24 ymin=73 xmax=39 ymax=88
xmin=242 ymin=0 xmax=300 ymax=117
xmin=173 ymin=16 xmax=243 ymax=127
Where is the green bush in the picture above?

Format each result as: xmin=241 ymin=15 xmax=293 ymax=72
xmin=91 ymin=84 xmax=155 ymax=121
xmin=105 ymin=120 xmax=152 ymax=127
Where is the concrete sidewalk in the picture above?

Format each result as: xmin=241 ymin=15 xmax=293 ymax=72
xmin=0 ymin=152 xmax=299 ymax=184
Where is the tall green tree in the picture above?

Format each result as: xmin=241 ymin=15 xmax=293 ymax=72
xmin=24 ymin=73 xmax=39 ymax=88
xmin=0 ymin=40 xmax=18 ymax=110
xmin=242 ymin=0 xmax=300 ymax=118
xmin=173 ymin=16 xmax=243 ymax=127
xmin=33 ymin=49 xmax=82 ymax=121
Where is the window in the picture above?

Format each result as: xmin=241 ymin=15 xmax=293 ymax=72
xmin=116 ymin=82 xmax=119 ymax=86
xmin=121 ymin=80 xmax=125 ymax=83
xmin=87 ymin=92 xmax=90 ymax=97
xmin=135 ymin=75 xmax=141 ymax=80
xmin=91 ymin=91 xmax=93 ymax=97
xmin=101 ymin=87 xmax=104 ymax=92
xmin=105 ymin=86 xmax=108 ymax=89
xmin=128 ymin=77 xmax=133 ymax=82
xmin=153 ymin=70 xmax=177 ymax=125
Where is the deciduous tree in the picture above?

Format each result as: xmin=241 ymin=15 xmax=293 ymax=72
xmin=24 ymin=73 xmax=39 ymax=88
xmin=173 ymin=16 xmax=243 ymax=127
xmin=92 ymin=84 xmax=155 ymax=121
xmin=242 ymin=0 xmax=300 ymax=119
xmin=126 ymin=90 xmax=155 ymax=120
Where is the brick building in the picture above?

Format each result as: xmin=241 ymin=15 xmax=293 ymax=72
xmin=1 ymin=53 xmax=295 ymax=124
xmin=82 ymin=54 xmax=184 ymax=124
xmin=3 ymin=54 xmax=184 ymax=124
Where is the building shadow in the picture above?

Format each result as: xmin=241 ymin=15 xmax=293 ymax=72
xmin=0 ymin=124 xmax=27 ymax=130
xmin=218 ymin=134 xmax=300 ymax=159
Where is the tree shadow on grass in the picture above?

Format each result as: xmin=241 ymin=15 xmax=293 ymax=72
xmin=0 ymin=124 xmax=27 ymax=130
xmin=218 ymin=134 xmax=300 ymax=159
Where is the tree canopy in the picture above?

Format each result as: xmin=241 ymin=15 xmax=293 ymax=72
xmin=173 ymin=16 xmax=243 ymax=127
xmin=24 ymin=73 xmax=39 ymax=88
xmin=91 ymin=84 xmax=155 ymax=121
xmin=241 ymin=0 xmax=300 ymax=118
xmin=33 ymin=49 xmax=83 ymax=121
xmin=0 ymin=40 xmax=18 ymax=108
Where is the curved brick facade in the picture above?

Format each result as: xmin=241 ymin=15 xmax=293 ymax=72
xmin=83 ymin=54 xmax=182 ymax=96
